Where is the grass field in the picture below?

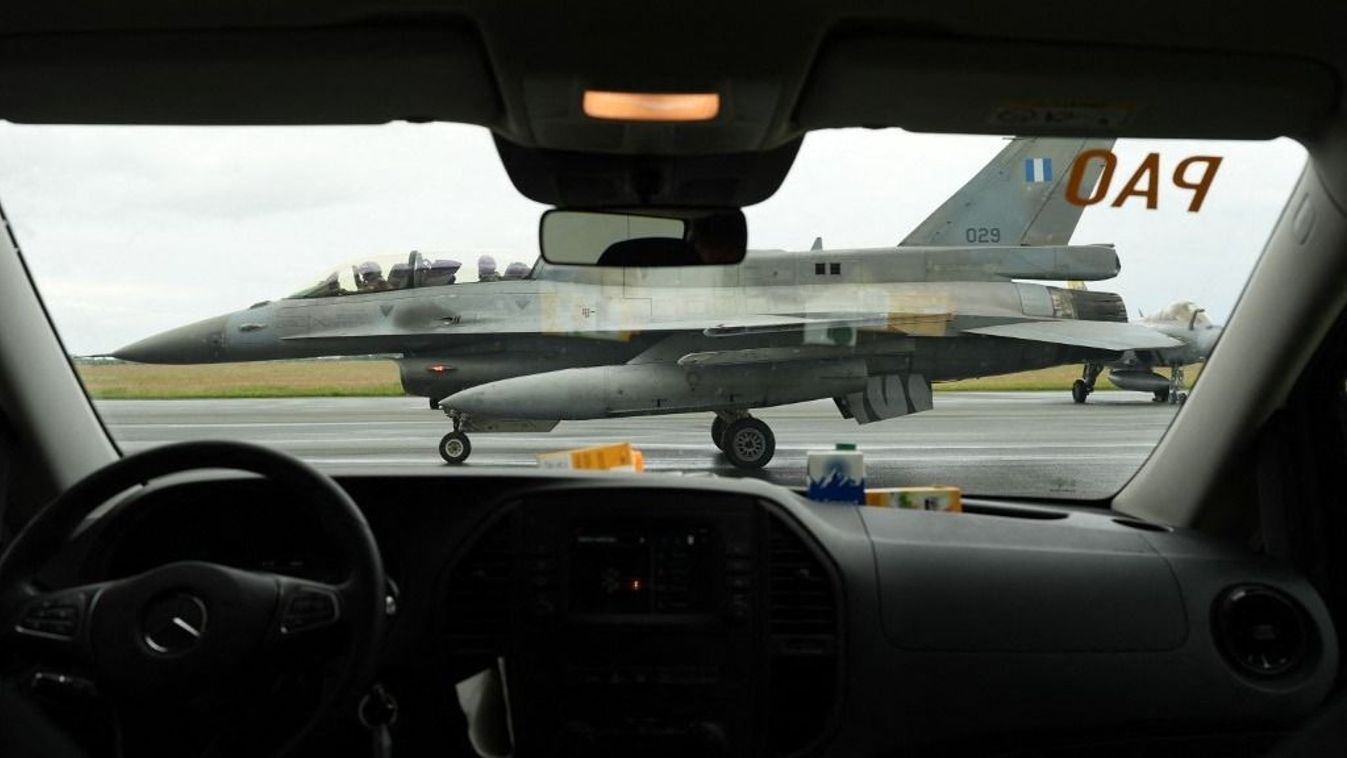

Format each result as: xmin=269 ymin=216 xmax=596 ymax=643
xmin=75 ymin=360 xmax=1204 ymax=399
xmin=76 ymin=361 xmax=403 ymax=399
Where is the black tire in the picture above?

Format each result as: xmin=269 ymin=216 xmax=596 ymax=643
xmin=1071 ymin=379 xmax=1089 ymax=404
xmin=711 ymin=416 xmax=727 ymax=451
xmin=722 ymin=418 xmax=775 ymax=469
xmin=1153 ymin=388 xmax=1170 ymax=403
xmin=439 ymin=431 xmax=471 ymax=464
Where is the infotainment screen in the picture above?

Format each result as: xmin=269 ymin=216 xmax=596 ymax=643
xmin=570 ymin=521 xmax=715 ymax=615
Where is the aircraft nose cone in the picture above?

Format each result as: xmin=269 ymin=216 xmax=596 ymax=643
xmin=113 ymin=315 xmax=230 ymax=364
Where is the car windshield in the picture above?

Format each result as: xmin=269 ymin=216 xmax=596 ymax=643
xmin=0 ymin=123 xmax=1306 ymax=499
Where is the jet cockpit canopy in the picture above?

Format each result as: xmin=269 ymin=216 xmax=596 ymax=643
xmin=285 ymin=250 xmax=533 ymax=299
xmin=1146 ymin=301 xmax=1213 ymax=329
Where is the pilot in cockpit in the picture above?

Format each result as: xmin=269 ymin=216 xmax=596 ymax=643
xmin=478 ymin=255 xmax=501 ymax=282
xmin=355 ymin=261 xmax=390 ymax=292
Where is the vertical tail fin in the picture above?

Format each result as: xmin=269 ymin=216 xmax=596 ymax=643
xmin=899 ymin=137 xmax=1116 ymax=248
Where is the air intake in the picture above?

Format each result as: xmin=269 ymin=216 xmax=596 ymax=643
xmin=444 ymin=517 xmax=514 ymax=659
xmin=1213 ymin=585 xmax=1311 ymax=679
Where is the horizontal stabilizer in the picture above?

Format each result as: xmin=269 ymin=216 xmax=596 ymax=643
xmin=963 ymin=320 xmax=1182 ymax=351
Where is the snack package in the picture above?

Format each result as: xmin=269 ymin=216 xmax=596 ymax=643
xmin=865 ymin=486 xmax=962 ymax=512
xmin=537 ymin=442 xmax=645 ymax=472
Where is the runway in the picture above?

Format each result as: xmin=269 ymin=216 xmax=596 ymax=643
xmin=95 ymin=392 xmax=1179 ymax=500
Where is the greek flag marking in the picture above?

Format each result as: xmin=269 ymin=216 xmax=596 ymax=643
xmin=1024 ymin=157 xmax=1053 ymax=183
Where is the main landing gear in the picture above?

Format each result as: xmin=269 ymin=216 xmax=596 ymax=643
xmin=439 ymin=408 xmax=472 ymax=464
xmin=1072 ymin=363 xmax=1103 ymax=404
xmin=1157 ymin=364 xmax=1188 ymax=405
xmin=712 ymin=410 xmax=775 ymax=470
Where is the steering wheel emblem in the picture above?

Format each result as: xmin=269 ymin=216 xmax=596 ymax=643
xmin=142 ymin=594 xmax=208 ymax=655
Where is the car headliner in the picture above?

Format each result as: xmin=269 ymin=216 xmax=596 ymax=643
xmin=0 ymin=3 xmax=1340 ymax=204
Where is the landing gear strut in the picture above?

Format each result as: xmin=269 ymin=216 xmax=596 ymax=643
xmin=1073 ymin=363 xmax=1103 ymax=404
xmin=1166 ymin=364 xmax=1188 ymax=405
xmin=714 ymin=410 xmax=775 ymax=470
xmin=439 ymin=408 xmax=472 ymax=464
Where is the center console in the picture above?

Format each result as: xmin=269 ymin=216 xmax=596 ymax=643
xmin=442 ymin=485 xmax=844 ymax=757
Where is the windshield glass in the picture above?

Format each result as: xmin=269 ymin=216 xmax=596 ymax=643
xmin=0 ymin=123 xmax=1306 ymax=499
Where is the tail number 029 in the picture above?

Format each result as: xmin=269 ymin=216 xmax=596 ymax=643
xmin=1065 ymin=150 xmax=1223 ymax=212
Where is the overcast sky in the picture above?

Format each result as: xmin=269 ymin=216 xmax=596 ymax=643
xmin=0 ymin=123 xmax=1306 ymax=355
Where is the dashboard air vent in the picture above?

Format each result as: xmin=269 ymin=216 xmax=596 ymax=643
xmin=765 ymin=511 xmax=841 ymax=756
xmin=766 ymin=516 xmax=838 ymax=637
xmin=1214 ymin=585 xmax=1311 ymax=679
xmin=444 ymin=517 xmax=514 ymax=659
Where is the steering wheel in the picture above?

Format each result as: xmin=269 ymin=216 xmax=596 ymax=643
xmin=0 ymin=441 xmax=386 ymax=757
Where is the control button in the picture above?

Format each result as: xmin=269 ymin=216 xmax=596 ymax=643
xmin=728 ymin=598 xmax=752 ymax=622
xmin=280 ymin=589 xmax=339 ymax=634
xmin=16 ymin=598 xmax=82 ymax=640
xmin=727 ymin=575 xmax=753 ymax=590
xmin=530 ymin=598 xmax=555 ymax=617
xmin=726 ymin=559 xmax=754 ymax=574
xmin=725 ymin=542 xmax=752 ymax=557
xmin=29 ymin=671 xmax=97 ymax=699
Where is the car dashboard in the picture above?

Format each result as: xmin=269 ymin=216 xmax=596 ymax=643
xmin=64 ymin=470 xmax=1337 ymax=756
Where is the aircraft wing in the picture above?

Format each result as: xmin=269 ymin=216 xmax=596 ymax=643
xmin=279 ymin=312 xmax=894 ymax=342
xmin=961 ymin=320 xmax=1183 ymax=351
xmin=283 ymin=313 xmax=1175 ymax=352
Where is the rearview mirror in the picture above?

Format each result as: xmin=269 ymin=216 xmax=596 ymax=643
xmin=539 ymin=208 xmax=747 ymax=266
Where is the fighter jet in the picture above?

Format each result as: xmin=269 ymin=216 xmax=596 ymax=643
xmin=1070 ymin=299 xmax=1222 ymax=404
xmin=114 ymin=136 xmax=1181 ymax=469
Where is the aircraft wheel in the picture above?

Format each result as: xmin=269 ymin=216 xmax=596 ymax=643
xmin=1071 ymin=379 xmax=1089 ymax=404
xmin=1153 ymin=389 xmax=1170 ymax=403
xmin=723 ymin=418 xmax=775 ymax=470
xmin=711 ymin=416 xmax=727 ymax=451
xmin=439 ymin=431 xmax=471 ymax=464
xmin=1175 ymin=392 xmax=1188 ymax=405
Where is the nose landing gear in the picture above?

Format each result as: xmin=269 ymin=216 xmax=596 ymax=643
xmin=439 ymin=431 xmax=471 ymax=464
xmin=439 ymin=408 xmax=472 ymax=464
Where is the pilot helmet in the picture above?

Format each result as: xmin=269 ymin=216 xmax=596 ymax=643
xmin=357 ymin=261 xmax=382 ymax=281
